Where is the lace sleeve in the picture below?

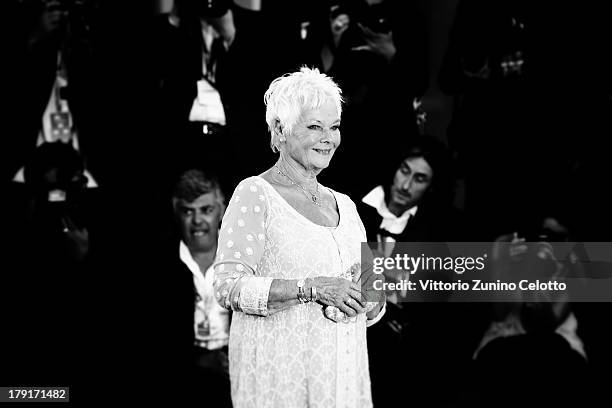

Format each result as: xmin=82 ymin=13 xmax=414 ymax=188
xmin=213 ymin=178 xmax=273 ymax=316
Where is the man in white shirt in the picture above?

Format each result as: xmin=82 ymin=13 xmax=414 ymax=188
xmin=361 ymin=154 xmax=432 ymax=256
xmin=9 ymin=0 xmax=99 ymax=186
xmin=358 ymin=135 xmax=456 ymax=257
xmin=152 ymin=0 xmax=240 ymax=191
xmin=172 ymin=169 xmax=231 ymax=407
xmin=359 ymin=136 xmax=470 ymax=408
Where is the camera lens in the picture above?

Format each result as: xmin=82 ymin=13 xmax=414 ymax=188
xmin=198 ymin=0 xmax=230 ymax=18
xmin=363 ymin=4 xmax=391 ymax=33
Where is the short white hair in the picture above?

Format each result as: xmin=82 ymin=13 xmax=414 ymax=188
xmin=264 ymin=67 xmax=343 ymax=153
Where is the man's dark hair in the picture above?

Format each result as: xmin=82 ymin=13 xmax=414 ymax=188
xmin=172 ymin=169 xmax=224 ymax=203
xmin=384 ymin=135 xmax=454 ymax=208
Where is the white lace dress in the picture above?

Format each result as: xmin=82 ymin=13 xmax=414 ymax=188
xmin=213 ymin=176 xmax=376 ymax=408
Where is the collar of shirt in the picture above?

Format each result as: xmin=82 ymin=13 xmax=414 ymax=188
xmin=473 ymin=312 xmax=586 ymax=360
xmin=179 ymin=241 xmax=229 ymax=350
xmin=179 ymin=240 xmax=206 ymax=285
xmin=362 ymin=185 xmax=417 ymax=235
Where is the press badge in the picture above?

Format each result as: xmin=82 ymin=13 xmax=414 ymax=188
xmin=188 ymin=79 xmax=226 ymax=125
xmin=194 ymin=296 xmax=211 ymax=339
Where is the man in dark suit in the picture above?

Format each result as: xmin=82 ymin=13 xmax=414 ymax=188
xmin=359 ymin=136 xmax=481 ymax=407
xmin=310 ymin=0 xmax=429 ymax=198
xmin=358 ymin=135 xmax=459 ymax=246
xmin=4 ymin=0 xmax=103 ymax=183
xmin=151 ymin=0 xmax=272 ymax=193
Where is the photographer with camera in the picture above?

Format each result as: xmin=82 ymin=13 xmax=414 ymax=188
xmin=438 ymin=0 xmax=608 ymax=242
xmin=296 ymin=0 xmax=429 ymax=198
xmin=2 ymin=0 xmax=104 ymax=388
xmin=6 ymin=0 xmax=101 ymax=184
xmin=472 ymin=216 xmax=590 ymax=406
xmin=358 ymin=135 xmax=467 ymax=407
xmin=2 ymin=140 xmax=101 ymax=389
xmin=151 ymin=0 xmax=250 ymax=193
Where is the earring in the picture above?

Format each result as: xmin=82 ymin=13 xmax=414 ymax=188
xmin=279 ymin=136 xmax=286 ymax=142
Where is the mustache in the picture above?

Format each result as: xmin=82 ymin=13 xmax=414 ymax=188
xmin=393 ymin=187 xmax=411 ymax=197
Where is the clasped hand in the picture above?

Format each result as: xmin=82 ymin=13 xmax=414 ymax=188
xmin=313 ymin=276 xmax=366 ymax=318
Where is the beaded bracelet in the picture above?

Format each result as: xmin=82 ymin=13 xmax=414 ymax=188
xmin=297 ymin=279 xmax=307 ymax=303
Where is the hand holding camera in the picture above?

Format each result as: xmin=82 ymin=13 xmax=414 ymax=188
xmin=353 ymin=23 xmax=396 ymax=62
xmin=349 ymin=2 xmax=396 ymax=62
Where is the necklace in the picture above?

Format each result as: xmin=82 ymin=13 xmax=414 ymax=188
xmin=275 ymin=165 xmax=322 ymax=207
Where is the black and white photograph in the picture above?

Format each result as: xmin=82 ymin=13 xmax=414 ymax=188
xmin=1 ymin=0 xmax=611 ymax=406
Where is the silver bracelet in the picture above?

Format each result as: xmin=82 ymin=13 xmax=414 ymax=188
xmin=297 ymin=279 xmax=307 ymax=303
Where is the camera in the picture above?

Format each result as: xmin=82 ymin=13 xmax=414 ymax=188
xmin=198 ymin=0 xmax=230 ymax=18
xmin=41 ymin=0 xmax=96 ymax=40
xmin=359 ymin=3 xmax=392 ymax=33
xmin=44 ymin=0 xmax=90 ymax=16
xmin=519 ymin=226 xmax=567 ymax=244
xmin=329 ymin=2 xmax=350 ymax=20
xmin=174 ymin=0 xmax=230 ymax=19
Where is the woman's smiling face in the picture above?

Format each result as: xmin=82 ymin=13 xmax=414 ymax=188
xmin=282 ymin=99 xmax=341 ymax=174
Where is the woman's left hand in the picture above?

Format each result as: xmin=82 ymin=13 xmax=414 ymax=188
xmin=313 ymin=276 xmax=367 ymax=317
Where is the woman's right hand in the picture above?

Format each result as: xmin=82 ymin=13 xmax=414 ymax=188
xmin=312 ymin=277 xmax=367 ymax=317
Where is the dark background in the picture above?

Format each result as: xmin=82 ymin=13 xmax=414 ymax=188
xmin=1 ymin=0 xmax=610 ymax=405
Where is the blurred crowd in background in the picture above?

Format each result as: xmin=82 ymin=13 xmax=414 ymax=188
xmin=1 ymin=0 xmax=611 ymax=406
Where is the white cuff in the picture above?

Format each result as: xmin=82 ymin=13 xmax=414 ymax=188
xmin=238 ymin=276 xmax=274 ymax=316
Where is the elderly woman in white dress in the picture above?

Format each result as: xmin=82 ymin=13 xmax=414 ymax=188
xmin=213 ymin=67 xmax=385 ymax=408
